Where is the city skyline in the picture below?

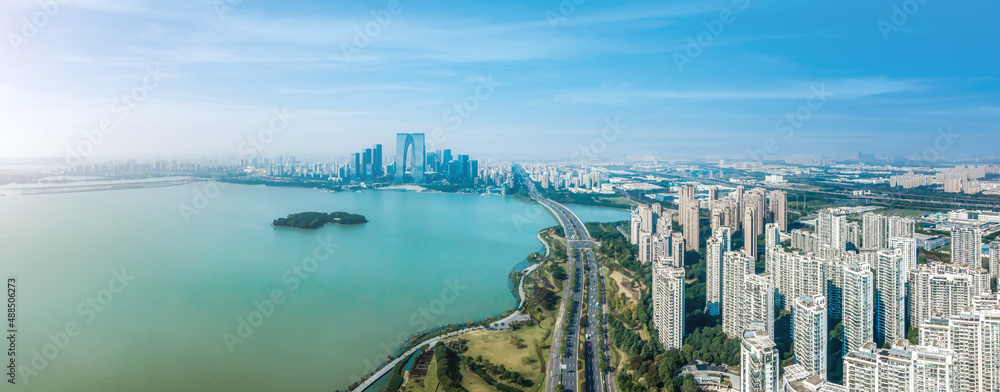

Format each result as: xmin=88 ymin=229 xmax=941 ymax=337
xmin=1 ymin=0 xmax=998 ymax=161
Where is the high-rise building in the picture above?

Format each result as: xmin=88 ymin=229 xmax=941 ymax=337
xmin=741 ymin=328 xmax=780 ymax=392
xmin=718 ymin=226 xmax=732 ymax=252
xmin=863 ymin=214 xmax=916 ymax=252
xmin=678 ymin=184 xmax=696 ymax=226
xmin=744 ymin=273 xmax=775 ymax=336
xmin=919 ymin=306 xmax=1000 ymax=392
xmin=630 ymin=208 xmax=642 ymax=245
xmin=768 ymin=190 xmax=787 ymax=232
xmin=657 ymin=211 xmax=673 ymax=234
xmin=817 ymin=209 xmax=848 ymax=254
xmin=745 ymin=206 xmax=759 ymax=260
xmin=991 ymin=241 xmax=1000 ymax=280
xmin=638 ymin=232 xmax=653 ymax=264
xmin=706 ymin=235 xmax=725 ymax=316
xmin=670 ymin=232 xmax=685 ymax=268
xmin=825 ymin=258 xmax=846 ymax=321
xmin=767 ymin=248 xmax=825 ymax=312
xmin=909 ymin=262 xmax=990 ymax=327
xmin=373 ymin=144 xmax=383 ymax=177
xmin=888 ymin=237 xmax=917 ymax=282
xmin=790 ymin=229 xmax=819 ymax=254
xmin=363 ymin=148 xmax=373 ymax=180
xmin=793 ymin=295 xmax=828 ymax=379
xmin=651 ymin=232 xmax=671 ymax=264
xmin=745 ymin=188 xmax=767 ymax=238
xmin=640 ymin=205 xmax=657 ymax=234
xmin=457 ymin=154 xmax=470 ymax=182
xmin=887 ymin=216 xmax=915 ymax=240
xmin=734 ymin=185 xmax=745 ymax=230
xmin=442 ymin=149 xmax=452 ymax=166
xmin=843 ymin=263 xmax=874 ymax=355
xmin=951 ymin=227 xmax=983 ymax=269
xmin=652 ymin=264 xmax=686 ymax=350
xmin=394 ymin=133 xmax=426 ymax=183
xmin=844 ymin=341 xmax=957 ymax=392
xmin=353 ymin=152 xmax=362 ymax=179
xmin=724 ymin=251 xmax=755 ymax=338
xmin=765 ymin=222 xmax=781 ymax=250
xmin=683 ymin=204 xmax=699 ymax=252
xmin=780 ymin=364 xmax=845 ymax=392
xmin=876 ymin=249 xmax=906 ymax=345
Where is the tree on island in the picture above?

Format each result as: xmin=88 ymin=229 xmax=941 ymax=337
xmin=272 ymin=212 xmax=368 ymax=229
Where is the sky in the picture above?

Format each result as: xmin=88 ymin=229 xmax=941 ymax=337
xmin=0 ymin=0 xmax=998 ymax=162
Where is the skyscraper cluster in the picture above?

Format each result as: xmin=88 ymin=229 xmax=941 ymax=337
xmin=632 ymin=204 xmax=684 ymax=267
xmin=908 ymin=262 xmax=990 ymax=327
xmin=346 ymin=143 xmax=384 ymax=182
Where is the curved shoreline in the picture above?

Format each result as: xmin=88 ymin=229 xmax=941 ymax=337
xmin=351 ymin=229 xmax=558 ymax=392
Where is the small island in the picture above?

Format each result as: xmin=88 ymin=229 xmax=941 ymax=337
xmin=272 ymin=211 xmax=368 ymax=229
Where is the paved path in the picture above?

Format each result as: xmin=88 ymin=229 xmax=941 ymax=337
xmin=538 ymin=232 xmax=552 ymax=257
xmin=350 ymin=327 xmax=482 ymax=392
xmin=492 ymin=263 xmax=542 ymax=329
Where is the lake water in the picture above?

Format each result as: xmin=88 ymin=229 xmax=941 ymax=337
xmin=0 ymin=183 xmax=627 ymax=392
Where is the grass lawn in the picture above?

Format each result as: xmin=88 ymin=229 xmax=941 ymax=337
xmin=443 ymin=314 xmax=554 ymax=392
xmin=602 ymin=196 xmax=638 ymax=208
xmin=424 ymin=356 xmax=440 ymax=392
xmin=446 ymin=328 xmax=544 ymax=378
xmin=608 ymin=271 xmax=640 ymax=302
xmin=881 ymin=208 xmax=935 ymax=217
xmin=458 ymin=365 xmax=495 ymax=392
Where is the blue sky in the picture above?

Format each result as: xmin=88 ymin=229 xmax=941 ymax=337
xmin=1 ymin=0 xmax=997 ymax=161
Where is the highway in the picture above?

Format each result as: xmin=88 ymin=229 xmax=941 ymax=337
xmin=514 ymin=166 xmax=615 ymax=392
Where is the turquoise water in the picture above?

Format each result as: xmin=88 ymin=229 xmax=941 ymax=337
xmin=0 ymin=184 xmax=626 ymax=391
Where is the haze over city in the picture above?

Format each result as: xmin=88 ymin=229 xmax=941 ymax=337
xmin=2 ymin=0 xmax=998 ymax=161
xmin=3 ymin=2 xmax=1000 ymax=392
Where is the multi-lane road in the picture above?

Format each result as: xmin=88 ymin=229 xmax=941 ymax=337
xmin=514 ymin=166 xmax=614 ymax=392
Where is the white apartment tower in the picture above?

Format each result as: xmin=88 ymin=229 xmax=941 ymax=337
xmin=724 ymin=251 xmax=755 ymax=338
xmin=844 ymin=341 xmax=956 ymax=392
xmin=991 ymin=241 xmax=1000 ymax=279
xmin=745 ymin=205 xmax=759 ymax=260
xmin=888 ymin=236 xmax=918 ymax=282
xmin=742 ymin=328 xmax=780 ymax=392
xmin=630 ymin=208 xmax=642 ymax=245
xmin=683 ymin=203 xmax=699 ymax=252
xmin=794 ymin=295 xmax=828 ymax=379
xmin=705 ymin=235 xmax=724 ymax=317
xmin=862 ymin=213 xmax=916 ymax=251
xmin=908 ymin=262 xmax=990 ymax=327
xmin=652 ymin=263 xmax=686 ymax=350
xmin=817 ymin=209 xmax=848 ymax=253
xmin=768 ymin=190 xmax=787 ymax=232
xmin=951 ymin=227 xmax=983 ymax=269
xmin=843 ymin=263 xmax=874 ymax=355
xmin=920 ymin=307 xmax=1000 ymax=392
xmin=876 ymin=249 xmax=907 ymax=345
xmin=765 ymin=222 xmax=781 ymax=250
xmin=670 ymin=231 xmax=686 ymax=268
xmin=744 ymin=273 xmax=775 ymax=336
